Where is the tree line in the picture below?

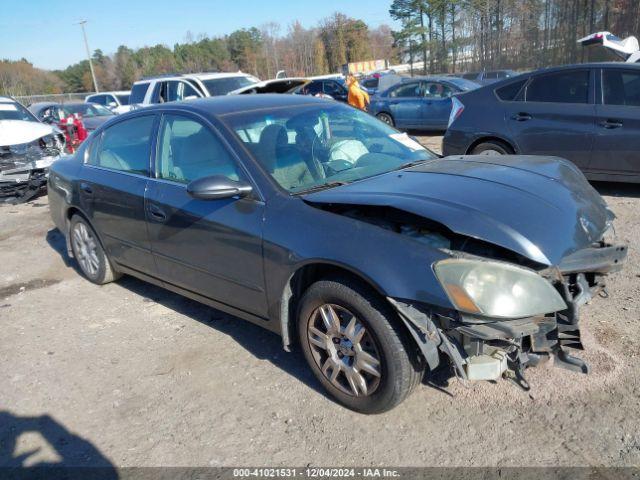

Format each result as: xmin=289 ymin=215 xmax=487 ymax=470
xmin=390 ymin=0 xmax=640 ymax=74
xmin=2 ymin=1 xmax=640 ymax=96
xmin=0 ymin=13 xmax=396 ymax=96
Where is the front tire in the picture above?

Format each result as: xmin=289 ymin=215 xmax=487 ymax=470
xmin=376 ymin=112 xmax=394 ymax=127
xmin=69 ymin=215 xmax=120 ymax=285
xmin=297 ymin=277 xmax=423 ymax=414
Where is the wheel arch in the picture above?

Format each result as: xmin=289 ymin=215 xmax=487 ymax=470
xmin=279 ymin=260 xmax=390 ymax=351
xmin=64 ymin=206 xmax=107 ymax=259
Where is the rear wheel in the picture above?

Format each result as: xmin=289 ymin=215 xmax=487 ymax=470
xmin=297 ymin=277 xmax=423 ymax=414
xmin=69 ymin=215 xmax=120 ymax=285
xmin=376 ymin=112 xmax=394 ymax=127
xmin=471 ymin=141 xmax=513 ymax=155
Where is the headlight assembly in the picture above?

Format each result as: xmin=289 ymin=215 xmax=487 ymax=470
xmin=434 ymin=258 xmax=567 ymax=318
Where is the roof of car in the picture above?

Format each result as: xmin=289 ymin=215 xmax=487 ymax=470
xmin=519 ymin=62 xmax=640 ymax=75
xmin=401 ymin=76 xmax=464 ymax=83
xmin=87 ymin=91 xmax=130 ymax=96
xmin=0 ymin=96 xmax=16 ymax=103
xmin=141 ymin=93 xmax=333 ymax=117
xmin=133 ymin=72 xmax=256 ymax=84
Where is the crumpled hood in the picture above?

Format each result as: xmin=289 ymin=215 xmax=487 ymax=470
xmin=303 ymin=155 xmax=613 ymax=265
xmin=0 ymin=120 xmax=55 ymax=147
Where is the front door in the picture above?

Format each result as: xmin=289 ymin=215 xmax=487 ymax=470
xmin=421 ymin=81 xmax=455 ymax=129
xmin=589 ymin=68 xmax=640 ymax=176
xmin=505 ymin=69 xmax=596 ymax=169
xmin=145 ymin=113 xmax=268 ymax=317
xmin=387 ymin=81 xmax=424 ymax=129
xmin=81 ymin=114 xmax=157 ymax=274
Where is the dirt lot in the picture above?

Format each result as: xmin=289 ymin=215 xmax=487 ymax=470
xmin=1 ymin=136 xmax=639 ymax=468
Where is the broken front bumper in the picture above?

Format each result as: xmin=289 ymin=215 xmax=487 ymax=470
xmin=390 ymin=242 xmax=628 ymax=388
xmin=0 ymin=156 xmax=59 ymax=203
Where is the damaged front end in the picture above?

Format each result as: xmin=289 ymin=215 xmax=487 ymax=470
xmin=0 ymin=132 xmax=65 ymax=204
xmin=390 ymin=235 xmax=627 ymax=389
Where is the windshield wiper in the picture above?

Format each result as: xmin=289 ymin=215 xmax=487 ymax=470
xmin=295 ymin=181 xmax=350 ymax=194
xmin=396 ymin=159 xmax=430 ymax=170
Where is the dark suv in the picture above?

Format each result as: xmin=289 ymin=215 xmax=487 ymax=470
xmin=443 ymin=63 xmax=640 ymax=183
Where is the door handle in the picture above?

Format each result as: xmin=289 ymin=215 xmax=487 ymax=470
xmin=511 ymin=113 xmax=532 ymax=122
xmin=79 ymin=183 xmax=93 ymax=195
xmin=599 ymin=119 xmax=623 ymax=129
xmin=147 ymin=204 xmax=167 ymax=222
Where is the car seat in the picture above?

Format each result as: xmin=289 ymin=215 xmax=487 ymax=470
xmin=257 ymin=124 xmax=316 ymax=190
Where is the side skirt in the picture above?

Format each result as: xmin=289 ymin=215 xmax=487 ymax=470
xmin=114 ymin=263 xmax=279 ymax=334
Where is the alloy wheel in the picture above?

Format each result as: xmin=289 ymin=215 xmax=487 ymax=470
xmin=306 ymin=304 xmax=382 ymax=397
xmin=72 ymin=222 xmax=100 ymax=277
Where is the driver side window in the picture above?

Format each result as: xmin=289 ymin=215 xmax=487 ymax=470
xmin=157 ymin=115 xmax=240 ymax=184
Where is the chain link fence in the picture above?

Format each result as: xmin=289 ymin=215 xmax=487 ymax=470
xmin=12 ymin=92 xmax=96 ymax=107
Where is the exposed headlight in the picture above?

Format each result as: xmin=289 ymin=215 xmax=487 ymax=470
xmin=434 ymin=258 xmax=567 ymax=318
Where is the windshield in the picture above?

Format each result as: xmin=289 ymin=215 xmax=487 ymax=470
xmin=0 ymin=101 xmax=38 ymax=122
xmin=224 ymin=103 xmax=437 ymax=193
xmin=202 ymin=76 xmax=258 ymax=96
xmin=65 ymin=104 xmax=114 ymax=117
xmin=116 ymin=94 xmax=130 ymax=105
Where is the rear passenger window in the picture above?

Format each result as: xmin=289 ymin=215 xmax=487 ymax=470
xmin=90 ymin=116 xmax=154 ymax=175
xmin=157 ymin=115 xmax=240 ymax=183
xmin=129 ymin=83 xmax=149 ymax=104
xmin=526 ymin=70 xmax=589 ymax=104
xmin=495 ymin=79 xmax=527 ymax=101
xmin=89 ymin=95 xmax=106 ymax=105
xmin=602 ymin=70 xmax=640 ymax=107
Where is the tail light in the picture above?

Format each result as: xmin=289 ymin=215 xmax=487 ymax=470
xmin=448 ymin=96 xmax=465 ymax=128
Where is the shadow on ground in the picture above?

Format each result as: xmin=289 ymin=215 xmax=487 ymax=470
xmin=0 ymin=410 xmax=117 ymax=477
xmin=592 ymin=181 xmax=640 ymax=199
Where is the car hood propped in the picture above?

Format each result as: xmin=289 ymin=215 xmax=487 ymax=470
xmin=303 ymin=155 xmax=613 ymax=266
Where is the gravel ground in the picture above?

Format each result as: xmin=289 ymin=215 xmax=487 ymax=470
xmin=1 ymin=137 xmax=639 ymax=468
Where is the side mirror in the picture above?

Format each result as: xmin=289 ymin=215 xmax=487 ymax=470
xmin=187 ymin=175 xmax=252 ymax=200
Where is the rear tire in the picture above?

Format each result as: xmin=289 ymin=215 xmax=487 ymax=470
xmin=297 ymin=276 xmax=423 ymax=414
xmin=471 ymin=141 xmax=513 ymax=155
xmin=69 ymin=215 xmax=120 ymax=285
xmin=376 ymin=112 xmax=394 ymax=127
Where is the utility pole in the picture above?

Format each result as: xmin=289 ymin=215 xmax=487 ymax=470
xmin=76 ymin=20 xmax=99 ymax=93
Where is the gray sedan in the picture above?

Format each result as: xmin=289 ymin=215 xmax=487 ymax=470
xmin=48 ymin=95 xmax=626 ymax=412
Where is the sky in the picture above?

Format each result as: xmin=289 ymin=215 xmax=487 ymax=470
xmin=0 ymin=0 xmax=398 ymax=71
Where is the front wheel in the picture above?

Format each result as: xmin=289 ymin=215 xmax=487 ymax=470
xmin=297 ymin=277 xmax=423 ymax=414
xmin=376 ymin=112 xmax=394 ymax=127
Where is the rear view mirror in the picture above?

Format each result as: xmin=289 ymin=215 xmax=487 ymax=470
xmin=187 ymin=175 xmax=252 ymax=200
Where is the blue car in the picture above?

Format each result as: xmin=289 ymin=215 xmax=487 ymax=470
xmin=368 ymin=77 xmax=478 ymax=130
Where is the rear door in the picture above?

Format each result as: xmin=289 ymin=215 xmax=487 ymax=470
xmin=589 ymin=67 xmax=640 ymax=176
xmin=145 ymin=113 xmax=267 ymax=316
xmin=504 ymin=69 xmax=595 ymax=169
xmin=386 ymin=81 xmax=424 ymax=128
xmin=81 ymin=114 xmax=157 ymax=274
